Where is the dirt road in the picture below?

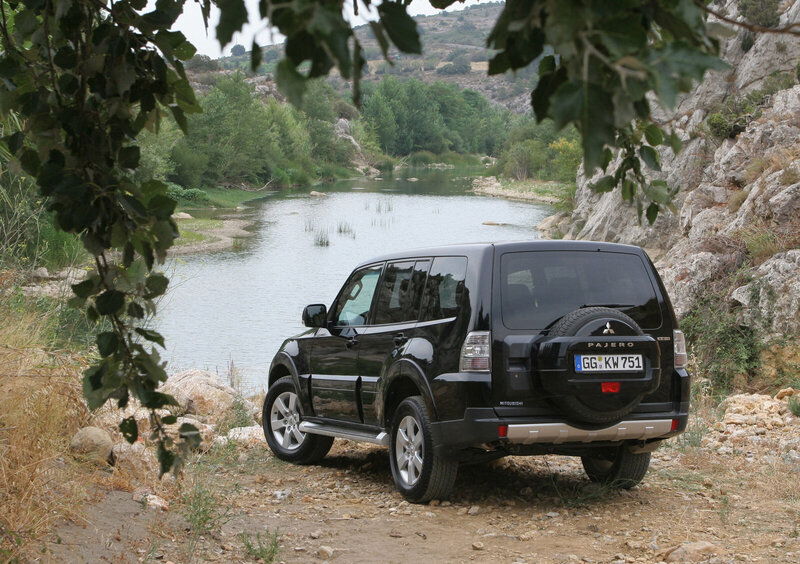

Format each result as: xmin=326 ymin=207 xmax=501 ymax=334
xmin=45 ymin=432 xmax=800 ymax=563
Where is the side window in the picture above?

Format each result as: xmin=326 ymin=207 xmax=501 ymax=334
xmin=420 ymin=257 xmax=468 ymax=321
xmin=373 ymin=260 xmax=430 ymax=325
xmin=333 ymin=265 xmax=382 ymax=326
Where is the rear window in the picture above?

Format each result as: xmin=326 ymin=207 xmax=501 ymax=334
xmin=500 ymin=251 xmax=662 ymax=330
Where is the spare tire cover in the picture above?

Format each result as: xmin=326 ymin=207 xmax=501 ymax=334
xmin=546 ymin=306 xmax=648 ymax=425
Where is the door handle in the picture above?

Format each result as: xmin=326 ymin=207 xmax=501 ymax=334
xmin=345 ymin=337 xmax=359 ymax=349
xmin=393 ymin=333 xmax=408 ymax=347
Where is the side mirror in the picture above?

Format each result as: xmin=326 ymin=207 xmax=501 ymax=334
xmin=302 ymin=304 xmax=328 ymax=328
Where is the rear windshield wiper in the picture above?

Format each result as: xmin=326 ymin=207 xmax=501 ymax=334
xmin=578 ymin=303 xmax=635 ymax=309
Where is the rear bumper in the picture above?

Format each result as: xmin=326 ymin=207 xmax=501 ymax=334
xmin=430 ymin=404 xmax=689 ymax=456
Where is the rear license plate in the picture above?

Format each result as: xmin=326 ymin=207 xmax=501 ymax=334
xmin=574 ymin=354 xmax=643 ymax=373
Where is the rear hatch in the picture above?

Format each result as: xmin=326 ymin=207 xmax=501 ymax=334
xmin=490 ymin=246 xmax=672 ymax=420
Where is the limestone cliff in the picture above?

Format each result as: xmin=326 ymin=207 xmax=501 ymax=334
xmin=545 ymin=0 xmax=800 ymax=336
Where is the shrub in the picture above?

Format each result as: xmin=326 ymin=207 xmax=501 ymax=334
xmin=789 ymin=396 xmax=800 ymax=417
xmin=727 ymin=189 xmax=749 ymax=212
xmin=682 ymin=294 xmax=761 ymax=394
xmin=740 ymin=30 xmax=755 ymax=53
xmin=408 ymin=150 xmax=437 ymax=166
xmin=738 ymin=0 xmax=781 ymax=28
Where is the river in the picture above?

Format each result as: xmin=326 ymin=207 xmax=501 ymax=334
xmin=156 ymin=169 xmax=554 ymax=392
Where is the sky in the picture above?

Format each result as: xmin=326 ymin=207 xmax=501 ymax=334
xmin=175 ymin=0 xmax=486 ymax=57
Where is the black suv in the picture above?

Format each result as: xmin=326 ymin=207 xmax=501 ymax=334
xmin=262 ymin=241 xmax=689 ymax=502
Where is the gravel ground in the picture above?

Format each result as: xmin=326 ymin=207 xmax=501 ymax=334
xmin=44 ymin=393 xmax=800 ymax=563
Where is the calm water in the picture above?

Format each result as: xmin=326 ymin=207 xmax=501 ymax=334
xmin=156 ymin=170 xmax=553 ymax=392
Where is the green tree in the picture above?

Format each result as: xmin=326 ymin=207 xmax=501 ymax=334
xmin=231 ymin=44 xmax=246 ymax=56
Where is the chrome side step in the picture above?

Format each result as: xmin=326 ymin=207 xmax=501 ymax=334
xmin=506 ymin=419 xmax=673 ymax=445
xmin=298 ymin=421 xmax=390 ymax=447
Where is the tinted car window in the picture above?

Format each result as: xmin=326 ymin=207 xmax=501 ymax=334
xmin=333 ymin=265 xmax=382 ymax=326
xmin=420 ymin=257 xmax=468 ymax=321
xmin=373 ymin=260 xmax=429 ymax=324
xmin=500 ymin=251 xmax=661 ymax=330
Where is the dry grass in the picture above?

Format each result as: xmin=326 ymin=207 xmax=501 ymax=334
xmin=0 ymin=292 xmax=91 ymax=559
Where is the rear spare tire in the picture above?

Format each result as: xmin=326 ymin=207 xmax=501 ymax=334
xmin=547 ymin=307 xmax=649 ymax=425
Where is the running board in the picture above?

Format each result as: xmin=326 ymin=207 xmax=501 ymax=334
xmin=298 ymin=421 xmax=390 ymax=446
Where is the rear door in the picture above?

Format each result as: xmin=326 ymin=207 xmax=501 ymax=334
xmin=357 ymin=260 xmax=430 ymax=425
xmin=309 ymin=264 xmax=382 ymax=422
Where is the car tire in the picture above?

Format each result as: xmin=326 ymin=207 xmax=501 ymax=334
xmin=581 ymin=447 xmax=651 ymax=489
xmin=389 ymin=396 xmax=458 ymax=503
xmin=262 ymin=376 xmax=333 ymax=464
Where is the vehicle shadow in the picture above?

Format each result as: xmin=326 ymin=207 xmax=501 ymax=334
xmin=316 ymin=444 xmax=640 ymax=509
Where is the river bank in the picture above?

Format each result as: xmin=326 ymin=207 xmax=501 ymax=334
xmin=471 ymin=176 xmax=574 ymax=206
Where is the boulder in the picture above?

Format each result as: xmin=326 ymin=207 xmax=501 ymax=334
xmin=172 ymin=212 xmax=193 ymax=219
xmin=160 ymin=369 xmax=243 ymax=425
xmin=309 ymin=190 xmax=327 ymax=197
xmin=111 ymin=442 xmax=159 ymax=479
xmin=69 ymin=426 xmax=113 ymax=463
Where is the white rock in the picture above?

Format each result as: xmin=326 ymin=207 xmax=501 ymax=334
xmin=227 ymin=425 xmax=266 ymax=444
xmin=132 ymin=488 xmax=169 ymax=511
xmin=309 ymin=190 xmax=327 ymax=197
xmin=172 ymin=212 xmax=193 ymax=219
xmin=69 ymin=426 xmax=113 ymax=462
xmin=160 ymin=369 xmax=254 ymax=425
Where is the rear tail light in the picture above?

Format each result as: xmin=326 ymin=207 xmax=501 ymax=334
xmin=673 ymin=329 xmax=688 ymax=369
xmin=460 ymin=331 xmax=491 ymax=372
xmin=671 ymin=419 xmax=680 ymax=432
xmin=498 ymin=425 xmax=508 ymax=438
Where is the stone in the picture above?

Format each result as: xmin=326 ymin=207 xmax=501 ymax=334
xmin=310 ymin=531 xmax=322 ymax=539
xmin=227 ymin=425 xmax=266 ymax=444
xmin=172 ymin=212 xmax=193 ymax=219
xmin=160 ymin=369 xmax=254 ymax=425
xmin=132 ymin=488 xmax=169 ymax=511
xmin=776 ymin=388 xmax=797 ymax=400
xmin=111 ymin=442 xmax=159 ymax=479
xmin=317 ymin=545 xmax=334 ymax=559
xmin=467 ymin=505 xmax=480 ymax=515
xmin=69 ymin=427 xmax=113 ymax=463
xmin=309 ymin=190 xmax=327 ymax=197
xmin=30 ymin=267 xmax=50 ymax=280
xmin=664 ymin=541 xmax=720 ymax=562
xmin=472 ymin=542 xmax=485 ymax=551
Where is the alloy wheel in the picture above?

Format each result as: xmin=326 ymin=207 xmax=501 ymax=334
xmin=395 ymin=415 xmax=424 ymax=486
xmin=269 ymin=391 xmax=305 ymax=450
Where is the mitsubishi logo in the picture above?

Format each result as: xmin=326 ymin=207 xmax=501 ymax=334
xmin=602 ymin=322 xmax=615 ymax=335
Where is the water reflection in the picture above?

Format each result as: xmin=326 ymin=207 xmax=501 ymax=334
xmin=156 ymin=170 xmax=553 ymax=392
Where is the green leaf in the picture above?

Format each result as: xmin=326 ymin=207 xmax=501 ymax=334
xmin=71 ymin=278 xmax=97 ymax=298
xmin=135 ymin=327 xmax=165 ymax=348
xmin=590 ymin=175 xmax=617 ymax=193
xmin=250 ymin=41 xmax=262 ymax=71
xmin=157 ymin=442 xmax=176 ymax=476
xmin=644 ymin=124 xmax=664 ymax=146
xmin=174 ymin=41 xmax=197 ymax=61
xmin=119 ymin=417 xmax=138 ymax=444
xmin=667 ymin=131 xmax=683 ymax=154
xmin=377 ymin=2 xmax=421 ymax=54
xmin=162 ymin=415 xmax=178 ymax=425
xmin=215 ymin=0 xmax=248 ymax=47
xmin=275 ymin=59 xmax=306 ymax=106
xmin=621 ymin=179 xmax=636 ymax=201
xmin=144 ymin=273 xmax=169 ymax=298
xmin=639 ymin=145 xmax=661 ymax=171
xmin=369 ymin=22 xmax=391 ymax=60
xmin=118 ymin=146 xmax=140 ymax=169
xmin=96 ymin=290 xmax=125 ymax=316
xmin=97 ymin=332 xmax=119 ymax=357
xmin=646 ymin=203 xmax=659 ymax=224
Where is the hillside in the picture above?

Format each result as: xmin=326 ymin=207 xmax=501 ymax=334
xmin=540 ymin=0 xmax=800 ymax=391
xmin=216 ymin=2 xmax=535 ymax=113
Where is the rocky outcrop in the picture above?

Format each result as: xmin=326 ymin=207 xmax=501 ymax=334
xmin=554 ymin=1 xmax=800 ymax=334
xmin=159 ymin=369 xmax=250 ymax=425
